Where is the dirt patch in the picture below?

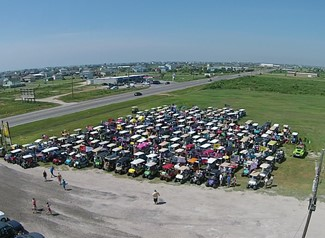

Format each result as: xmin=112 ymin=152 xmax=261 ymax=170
xmin=1 ymin=160 xmax=324 ymax=238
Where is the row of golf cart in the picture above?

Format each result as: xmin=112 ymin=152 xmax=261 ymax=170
xmin=1 ymin=104 xmax=295 ymax=192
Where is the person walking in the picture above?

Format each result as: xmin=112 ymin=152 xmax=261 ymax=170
xmin=32 ymin=198 xmax=37 ymax=213
xmin=227 ymin=174 xmax=231 ymax=188
xmin=62 ymin=179 xmax=67 ymax=190
xmin=232 ymin=175 xmax=237 ymax=187
xmin=152 ymin=190 xmax=160 ymax=205
xmin=50 ymin=166 xmax=55 ymax=178
xmin=46 ymin=202 xmax=52 ymax=215
xmin=43 ymin=170 xmax=47 ymax=181
xmin=57 ymin=172 xmax=62 ymax=185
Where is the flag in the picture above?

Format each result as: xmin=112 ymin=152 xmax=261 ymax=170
xmin=2 ymin=121 xmax=12 ymax=146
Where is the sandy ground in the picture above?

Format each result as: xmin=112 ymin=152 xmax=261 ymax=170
xmin=0 ymin=160 xmax=324 ymax=238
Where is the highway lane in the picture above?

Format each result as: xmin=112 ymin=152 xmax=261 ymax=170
xmin=1 ymin=70 xmax=266 ymax=127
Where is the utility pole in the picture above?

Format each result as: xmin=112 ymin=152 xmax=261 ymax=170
xmin=302 ymin=149 xmax=324 ymax=238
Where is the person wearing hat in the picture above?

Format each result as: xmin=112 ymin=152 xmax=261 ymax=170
xmin=152 ymin=190 xmax=160 ymax=205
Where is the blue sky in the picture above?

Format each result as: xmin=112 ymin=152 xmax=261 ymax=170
xmin=0 ymin=0 xmax=324 ymax=71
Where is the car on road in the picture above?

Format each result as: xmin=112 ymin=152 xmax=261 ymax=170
xmin=164 ymin=81 xmax=170 ymax=85
xmin=134 ymin=92 xmax=142 ymax=96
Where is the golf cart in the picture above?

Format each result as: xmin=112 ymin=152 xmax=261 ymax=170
xmin=131 ymin=106 xmax=139 ymax=114
xmin=103 ymin=156 xmax=119 ymax=171
xmin=115 ymin=157 xmax=131 ymax=174
xmin=20 ymin=154 xmax=37 ymax=169
xmin=160 ymin=163 xmax=177 ymax=182
xmin=142 ymin=161 xmax=159 ymax=179
xmin=205 ymin=169 xmax=221 ymax=188
xmin=93 ymin=151 xmax=109 ymax=169
xmin=73 ymin=154 xmax=89 ymax=169
xmin=247 ymin=171 xmax=262 ymax=190
xmin=259 ymin=163 xmax=272 ymax=179
xmin=275 ymin=149 xmax=285 ymax=163
xmin=174 ymin=166 xmax=192 ymax=184
xmin=293 ymin=144 xmax=306 ymax=158
xmin=127 ymin=158 xmax=146 ymax=177
xmin=190 ymin=169 xmax=206 ymax=185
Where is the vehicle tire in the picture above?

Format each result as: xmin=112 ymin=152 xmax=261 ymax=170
xmin=247 ymin=185 xmax=250 ymax=189
xmin=142 ymin=174 xmax=146 ymax=178
xmin=205 ymin=182 xmax=209 ymax=187
xmin=132 ymin=173 xmax=136 ymax=178
xmin=213 ymin=183 xmax=218 ymax=189
xmin=197 ymin=181 xmax=201 ymax=185
xmin=180 ymin=180 xmax=186 ymax=184
xmin=253 ymin=186 xmax=257 ymax=190
xmin=160 ymin=177 xmax=163 ymax=180
xmin=148 ymin=175 xmax=152 ymax=180
xmin=1 ymin=218 xmax=6 ymax=222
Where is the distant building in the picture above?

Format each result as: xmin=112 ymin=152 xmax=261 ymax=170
xmin=80 ymin=70 xmax=94 ymax=80
xmin=287 ymin=71 xmax=318 ymax=78
xmin=131 ymin=65 xmax=148 ymax=73
xmin=52 ymin=73 xmax=64 ymax=80
xmin=260 ymin=63 xmax=274 ymax=68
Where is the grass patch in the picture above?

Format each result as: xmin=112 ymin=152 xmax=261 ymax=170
xmin=6 ymin=73 xmax=325 ymax=200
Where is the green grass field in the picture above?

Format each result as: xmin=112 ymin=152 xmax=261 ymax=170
xmin=4 ymin=73 xmax=325 ymax=200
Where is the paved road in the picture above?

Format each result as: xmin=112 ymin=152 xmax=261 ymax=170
xmin=1 ymin=71 xmax=266 ymax=127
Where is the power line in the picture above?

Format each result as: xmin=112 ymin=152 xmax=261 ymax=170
xmin=301 ymin=149 xmax=324 ymax=238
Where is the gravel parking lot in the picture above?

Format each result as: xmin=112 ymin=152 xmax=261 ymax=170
xmin=0 ymin=160 xmax=324 ymax=238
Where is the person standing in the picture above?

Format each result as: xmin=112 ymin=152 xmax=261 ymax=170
xmin=46 ymin=202 xmax=52 ymax=215
xmin=32 ymin=198 xmax=37 ymax=213
xmin=43 ymin=170 xmax=47 ymax=181
xmin=62 ymin=179 xmax=67 ymax=190
xmin=57 ymin=172 xmax=62 ymax=185
xmin=152 ymin=190 xmax=160 ymax=205
xmin=50 ymin=166 xmax=55 ymax=178
xmin=227 ymin=174 xmax=231 ymax=188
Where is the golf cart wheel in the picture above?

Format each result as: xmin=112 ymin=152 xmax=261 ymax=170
xmin=205 ymin=182 xmax=209 ymax=187
xmin=180 ymin=180 xmax=186 ymax=184
xmin=142 ymin=174 xmax=146 ymax=178
xmin=253 ymin=186 xmax=257 ymax=190
xmin=213 ymin=184 xmax=218 ymax=189
xmin=132 ymin=173 xmax=136 ymax=178
xmin=160 ymin=177 xmax=163 ymax=180
xmin=196 ymin=181 xmax=201 ymax=185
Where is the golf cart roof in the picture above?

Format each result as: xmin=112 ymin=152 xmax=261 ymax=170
xmin=134 ymin=151 xmax=145 ymax=156
xmin=207 ymin=158 xmax=217 ymax=164
xmin=107 ymin=143 xmax=116 ymax=148
xmin=162 ymin=163 xmax=174 ymax=170
xmin=260 ymin=163 xmax=270 ymax=169
xmin=146 ymin=153 xmax=158 ymax=158
xmin=265 ymin=156 xmax=275 ymax=161
xmin=188 ymin=157 xmax=198 ymax=163
xmin=42 ymin=147 xmax=59 ymax=153
xmin=11 ymin=149 xmax=22 ymax=153
xmin=145 ymin=161 xmax=157 ymax=167
xmin=159 ymin=148 xmax=169 ymax=153
xmin=131 ymin=158 xmax=145 ymax=165
xmin=250 ymin=171 xmax=260 ymax=177
xmin=112 ymin=147 xmax=122 ymax=152
xmin=267 ymin=140 xmax=277 ymax=146
xmin=23 ymin=154 xmax=33 ymax=159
